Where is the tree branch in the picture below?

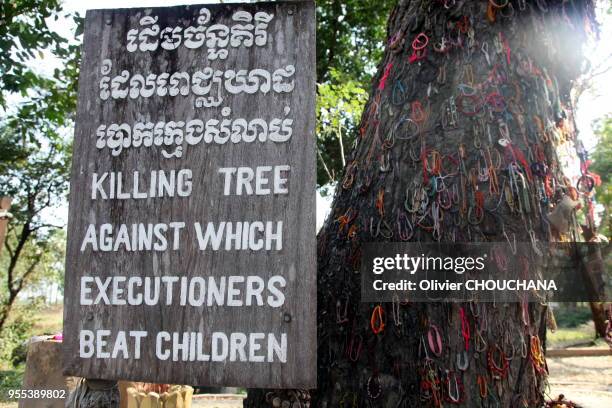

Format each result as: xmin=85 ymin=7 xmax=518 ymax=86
xmin=14 ymin=257 xmax=42 ymax=295
xmin=4 ymin=239 xmax=14 ymax=259
xmin=337 ymin=123 xmax=346 ymax=168
xmin=317 ymin=147 xmax=335 ymax=183
xmin=31 ymin=222 xmax=63 ymax=231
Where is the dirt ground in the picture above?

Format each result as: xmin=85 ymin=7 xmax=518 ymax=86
xmin=187 ymin=357 xmax=612 ymax=408
xmin=191 ymin=394 xmax=245 ymax=408
xmin=134 ymin=358 xmax=612 ymax=408
xmin=547 ymin=355 xmax=612 ymax=408
xmin=1 ymin=356 xmax=609 ymax=408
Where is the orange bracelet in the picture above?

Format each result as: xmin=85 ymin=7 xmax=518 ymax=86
xmin=371 ymin=305 xmax=386 ymax=334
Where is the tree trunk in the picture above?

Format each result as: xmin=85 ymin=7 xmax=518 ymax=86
xmin=0 ymin=223 xmax=33 ymax=332
xmin=579 ymin=244 xmax=608 ymax=338
xmin=65 ymin=379 xmax=119 ymax=408
xmin=0 ymin=196 xmax=11 ymax=255
xmin=247 ymin=0 xmax=595 ymax=406
xmin=589 ymin=301 xmax=607 ymax=338
xmin=0 ymin=291 xmax=18 ymax=331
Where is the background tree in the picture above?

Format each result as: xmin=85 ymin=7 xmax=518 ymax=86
xmin=0 ymin=0 xmax=81 ymax=144
xmin=0 ymin=0 xmax=81 ymax=343
xmin=248 ymin=0 xmax=598 ymax=406
xmin=590 ymin=115 xmax=612 ymax=238
xmin=316 ymin=0 xmax=393 ymax=86
xmin=316 ymin=0 xmax=394 ymax=188
xmin=316 ymin=72 xmax=368 ymax=190
xmin=575 ymin=114 xmax=611 ymax=340
xmin=0 ymin=131 xmax=71 ymax=333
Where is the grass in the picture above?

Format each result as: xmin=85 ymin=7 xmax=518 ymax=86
xmin=0 ymin=304 xmax=63 ymax=404
xmin=553 ymin=307 xmax=594 ymax=328
xmin=548 ymin=323 xmax=597 ymax=348
xmin=31 ymin=304 xmax=63 ymax=335
xmin=547 ymin=305 xmax=602 ymax=349
xmin=0 ymin=367 xmax=24 ymax=403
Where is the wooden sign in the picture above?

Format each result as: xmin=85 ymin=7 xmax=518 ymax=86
xmin=62 ymin=0 xmax=316 ymax=388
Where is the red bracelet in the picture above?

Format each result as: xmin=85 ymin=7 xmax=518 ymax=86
xmin=427 ymin=324 xmax=443 ymax=356
xmin=459 ymin=307 xmax=470 ymax=351
xmin=412 ymin=33 xmax=429 ymax=50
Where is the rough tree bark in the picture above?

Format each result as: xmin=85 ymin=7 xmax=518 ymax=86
xmin=65 ymin=379 xmax=119 ymax=408
xmin=246 ymin=0 xmax=596 ymax=406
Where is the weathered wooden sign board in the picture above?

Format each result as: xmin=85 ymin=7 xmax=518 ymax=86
xmin=62 ymin=0 xmax=316 ymax=388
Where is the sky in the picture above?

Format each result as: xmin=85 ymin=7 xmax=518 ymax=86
xmin=33 ymin=1 xmax=612 ymax=230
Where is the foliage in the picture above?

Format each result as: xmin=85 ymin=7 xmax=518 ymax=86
xmin=0 ymin=0 xmax=82 ymax=145
xmin=314 ymin=0 xmax=394 ymax=188
xmin=554 ymin=305 xmax=594 ymax=328
xmin=0 ymin=1 xmax=80 ymax=345
xmin=316 ymin=70 xmax=368 ymax=188
xmin=0 ymin=299 xmax=44 ymax=368
xmin=0 ymin=366 xmax=24 ymax=401
xmin=316 ymin=0 xmax=394 ymax=85
xmin=0 ymin=130 xmax=71 ymax=331
xmin=590 ymin=116 xmax=612 ymax=237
